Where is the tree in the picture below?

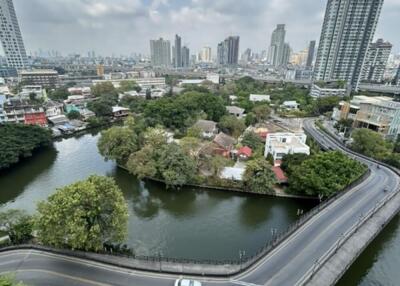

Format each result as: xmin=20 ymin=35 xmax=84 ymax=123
xmin=243 ymin=158 xmax=276 ymax=194
xmin=281 ymin=153 xmax=309 ymax=176
xmin=0 ymin=275 xmax=26 ymax=286
xmin=141 ymin=126 xmax=169 ymax=148
xmin=91 ymin=82 xmax=117 ymax=97
xmin=245 ymin=112 xmax=257 ymax=126
xmin=98 ymin=127 xmax=138 ymax=165
xmin=180 ymin=137 xmax=202 ymax=158
xmin=0 ymin=210 xmax=33 ymax=244
xmin=288 ymin=151 xmax=366 ymax=197
xmin=241 ymin=131 xmax=264 ymax=152
xmin=118 ymin=80 xmax=141 ymax=93
xmin=0 ymin=124 xmax=52 ymax=170
xmin=48 ymin=87 xmax=70 ymax=100
xmin=158 ymin=143 xmax=197 ymax=187
xmin=36 ymin=175 xmax=128 ymax=251
xmin=208 ymin=155 xmax=231 ymax=177
xmin=218 ymin=115 xmax=246 ymax=138
xmin=87 ymin=100 xmax=113 ymax=117
xmin=186 ymin=126 xmax=202 ymax=138
xmin=351 ymin=129 xmax=392 ymax=160
xmin=127 ymin=145 xmax=158 ymax=179
xmin=67 ymin=110 xmax=81 ymax=120
xmin=252 ymin=104 xmax=271 ymax=123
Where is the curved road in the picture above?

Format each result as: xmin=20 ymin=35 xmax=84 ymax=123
xmin=1 ymin=119 xmax=399 ymax=286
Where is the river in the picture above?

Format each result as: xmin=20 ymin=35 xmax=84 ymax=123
xmin=0 ymin=131 xmax=398 ymax=285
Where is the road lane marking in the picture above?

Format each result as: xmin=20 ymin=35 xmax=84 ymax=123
xmin=230 ymin=280 xmax=263 ymax=286
xmin=0 ymin=269 xmax=111 ymax=286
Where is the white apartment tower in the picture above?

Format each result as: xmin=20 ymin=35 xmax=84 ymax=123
xmin=314 ymin=0 xmax=384 ymax=90
xmin=0 ymin=0 xmax=28 ymax=69
xmin=361 ymin=39 xmax=392 ymax=83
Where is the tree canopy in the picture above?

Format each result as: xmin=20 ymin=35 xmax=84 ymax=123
xmin=0 ymin=209 xmax=33 ymax=244
xmin=91 ymin=82 xmax=117 ymax=97
xmin=351 ymin=128 xmax=393 ymax=160
xmin=36 ymin=175 xmax=128 ymax=251
xmin=288 ymin=151 xmax=366 ymax=197
xmin=0 ymin=124 xmax=52 ymax=170
xmin=218 ymin=115 xmax=246 ymax=138
xmin=97 ymin=126 xmax=138 ymax=165
xmin=243 ymin=158 xmax=276 ymax=194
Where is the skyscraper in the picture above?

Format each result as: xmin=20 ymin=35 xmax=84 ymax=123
xmin=361 ymin=39 xmax=392 ymax=83
xmin=0 ymin=0 xmax=28 ymax=69
xmin=182 ymin=46 xmax=190 ymax=68
xmin=282 ymin=43 xmax=291 ymax=66
xmin=173 ymin=34 xmax=182 ymax=68
xmin=217 ymin=36 xmax=240 ymax=66
xmin=150 ymin=38 xmax=171 ymax=67
xmin=200 ymin=46 xmax=212 ymax=63
xmin=268 ymin=24 xmax=286 ymax=67
xmin=314 ymin=0 xmax=384 ymax=90
xmin=306 ymin=40 xmax=316 ymax=68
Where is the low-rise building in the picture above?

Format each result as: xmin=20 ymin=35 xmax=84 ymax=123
xmin=249 ymin=94 xmax=271 ymax=102
xmin=264 ymin=132 xmax=310 ymax=161
xmin=332 ymin=95 xmax=400 ymax=138
xmin=112 ymin=106 xmax=130 ymax=118
xmin=310 ymin=82 xmax=348 ymax=98
xmin=213 ymin=132 xmax=237 ymax=157
xmin=93 ymin=77 xmax=166 ymax=90
xmin=19 ymin=69 xmax=59 ymax=87
xmin=44 ymin=100 xmax=64 ymax=118
xmin=193 ymin=119 xmax=218 ymax=138
xmin=206 ymin=73 xmax=220 ymax=84
xmin=227 ymin=106 xmax=245 ymax=118
xmin=2 ymin=99 xmax=47 ymax=126
xmin=68 ymin=87 xmax=91 ymax=97
xmin=281 ymin=101 xmax=299 ymax=110
xmin=237 ymin=146 xmax=253 ymax=161
xmin=19 ymin=85 xmax=47 ymax=100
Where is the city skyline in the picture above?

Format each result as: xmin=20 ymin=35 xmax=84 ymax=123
xmin=1 ymin=0 xmax=399 ymax=57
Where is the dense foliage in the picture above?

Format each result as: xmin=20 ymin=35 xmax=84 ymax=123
xmin=0 ymin=124 xmax=52 ymax=170
xmin=0 ymin=210 xmax=33 ymax=244
xmin=351 ymin=128 xmax=393 ymax=160
xmin=243 ymin=158 xmax=276 ymax=194
xmin=287 ymin=151 xmax=366 ymax=197
xmin=218 ymin=115 xmax=246 ymax=138
xmin=142 ymin=91 xmax=226 ymax=130
xmin=36 ymin=175 xmax=128 ymax=251
xmin=97 ymin=126 xmax=138 ymax=165
xmin=0 ymin=275 xmax=26 ymax=286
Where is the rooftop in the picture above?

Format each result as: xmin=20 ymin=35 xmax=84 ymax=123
xmin=194 ymin=119 xmax=217 ymax=133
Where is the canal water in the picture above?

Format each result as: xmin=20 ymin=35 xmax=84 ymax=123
xmin=0 ymin=131 xmax=398 ymax=285
xmin=0 ymin=131 xmax=315 ymax=261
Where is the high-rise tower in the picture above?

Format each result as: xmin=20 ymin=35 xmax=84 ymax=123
xmin=0 ymin=0 xmax=28 ymax=69
xmin=267 ymin=24 xmax=286 ymax=67
xmin=313 ymin=0 xmax=384 ymax=90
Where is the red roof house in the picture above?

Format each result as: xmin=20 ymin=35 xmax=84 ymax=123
xmin=272 ymin=166 xmax=288 ymax=184
xmin=237 ymin=146 xmax=253 ymax=160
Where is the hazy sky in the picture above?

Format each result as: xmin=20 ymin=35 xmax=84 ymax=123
xmin=8 ymin=0 xmax=400 ymax=56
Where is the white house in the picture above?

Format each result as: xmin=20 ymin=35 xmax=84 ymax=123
xmin=249 ymin=94 xmax=271 ymax=102
xmin=264 ymin=132 xmax=310 ymax=161
xmin=206 ymin=73 xmax=220 ymax=84
xmin=281 ymin=101 xmax=299 ymax=110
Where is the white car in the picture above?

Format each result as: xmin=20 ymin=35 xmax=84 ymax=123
xmin=174 ymin=279 xmax=202 ymax=286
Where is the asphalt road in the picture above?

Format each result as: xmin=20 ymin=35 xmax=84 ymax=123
xmin=1 ymin=119 xmax=398 ymax=286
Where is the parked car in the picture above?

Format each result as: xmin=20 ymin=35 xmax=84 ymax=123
xmin=174 ymin=279 xmax=202 ymax=286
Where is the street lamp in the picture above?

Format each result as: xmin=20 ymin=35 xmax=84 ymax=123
xmin=239 ymin=250 xmax=246 ymax=271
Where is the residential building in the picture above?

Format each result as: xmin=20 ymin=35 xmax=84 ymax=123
xmin=281 ymin=101 xmax=299 ymax=110
xmin=310 ymin=82 xmax=348 ymax=98
xmin=19 ymin=69 xmax=59 ymax=87
xmin=19 ymin=85 xmax=47 ymax=100
xmin=264 ymin=132 xmax=310 ymax=161
xmin=206 ymin=73 xmax=220 ymax=84
xmin=2 ymin=99 xmax=47 ymax=126
xmin=150 ymin=38 xmax=171 ymax=67
xmin=93 ymin=78 xmax=166 ymax=90
xmin=0 ymin=94 xmax=6 ymax=122
xmin=217 ymin=36 xmax=240 ymax=66
xmin=0 ymin=0 xmax=28 ymax=69
xmin=193 ymin=119 xmax=218 ymax=138
xmin=226 ymin=106 xmax=245 ymax=118
xmin=306 ymin=40 xmax=316 ymax=68
xmin=290 ymin=48 xmax=308 ymax=66
xmin=333 ymin=95 xmax=400 ymax=139
xmin=220 ymin=167 xmax=245 ymax=181
xmin=182 ymin=46 xmax=190 ymax=68
xmin=268 ymin=24 xmax=286 ymax=67
xmin=282 ymin=43 xmax=292 ymax=66
xmin=96 ymin=64 xmax=105 ymax=77
xmin=237 ymin=146 xmax=253 ymax=161
xmin=112 ymin=106 xmax=130 ymax=118
xmin=249 ymin=94 xmax=271 ymax=102
xmin=314 ymin=0 xmax=384 ymax=90
xmin=213 ymin=132 xmax=237 ymax=157
xmin=200 ymin=47 xmax=212 ymax=63
xmin=44 ymin=100 xmax=64 ymax=118
xmin=173 ymin=34 xmax=182 ymax=68
xmin=361 ymin=39 xmax=392 ymax=83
